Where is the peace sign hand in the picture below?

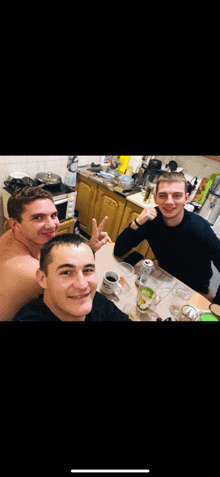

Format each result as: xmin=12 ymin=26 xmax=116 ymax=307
xmin=89 ymin=216 xmax=112 ymax=252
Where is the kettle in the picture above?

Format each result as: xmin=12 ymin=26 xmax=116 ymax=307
xmin=198 ymin=175 xmax=220 ymax=225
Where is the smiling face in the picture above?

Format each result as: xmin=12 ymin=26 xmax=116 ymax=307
xmin=12 ymin=199 xmax=60 ymax=246
xmin=154 ymin=181 xmax=189 ymax=226
xmin=37 ymin=243 xmax=98 ymax=321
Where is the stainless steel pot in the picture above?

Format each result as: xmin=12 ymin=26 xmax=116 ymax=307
xmin=35 ymin=172 xmax=62 ymax=187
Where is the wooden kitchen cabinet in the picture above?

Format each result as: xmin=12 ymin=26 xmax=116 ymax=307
xmin=75 ymin=174 xmax=98 ymax=236
xmin=92 ymin=185 xmax=126 ymax=243
xmin=118 ymin=201 xmax=158 ymax=264
xmin=76 ymin=174 xmax=126 ymax=243
xmin=57 ymin=218 xmax=75 ymax=235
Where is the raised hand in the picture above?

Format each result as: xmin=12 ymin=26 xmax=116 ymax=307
xmin=89 ymin=216 xmax=112 ymax=251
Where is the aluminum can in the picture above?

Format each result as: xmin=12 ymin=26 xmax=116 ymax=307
xmin=140 ymin=259 xmax=154 ymax=276
xmin=135 ymin=259 xmax=154 ymax=287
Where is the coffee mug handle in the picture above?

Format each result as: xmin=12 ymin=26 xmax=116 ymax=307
xmin=114 ymin=283 xmax=122 ymax=296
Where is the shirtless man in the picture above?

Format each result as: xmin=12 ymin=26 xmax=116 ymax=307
xmin=0 ymin=186 xmax=111 ymax=321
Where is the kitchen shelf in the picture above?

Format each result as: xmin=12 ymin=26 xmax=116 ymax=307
xmin=204 ymin=156 xmax=220 ymax=162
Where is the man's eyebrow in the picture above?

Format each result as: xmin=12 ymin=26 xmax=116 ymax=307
xmin=56 ymin=263 xmax=95 ymax=271
xmin=158 ymin=191 xmax=183 ymax=195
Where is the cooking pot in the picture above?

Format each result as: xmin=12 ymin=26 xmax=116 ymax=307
xmin=35 ymin=172 xmax=62 ymax=187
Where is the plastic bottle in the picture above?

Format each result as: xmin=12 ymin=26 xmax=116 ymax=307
xmin=64 ymin=156 xmax=79 ymax=187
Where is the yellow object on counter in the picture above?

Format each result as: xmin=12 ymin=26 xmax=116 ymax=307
xmin=118 ymin=156 xmax=130 ymax=175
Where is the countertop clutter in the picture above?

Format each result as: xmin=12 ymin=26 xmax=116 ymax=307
xmin=77 ymin=166 xmax=196 ymax=211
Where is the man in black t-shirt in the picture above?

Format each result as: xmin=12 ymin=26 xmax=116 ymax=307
xmin=14 ymin=234 xmax=130 ymax=322
xmin=114 ymin=172 xmax=220 ymax=304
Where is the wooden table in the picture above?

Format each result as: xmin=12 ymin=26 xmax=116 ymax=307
xmin=95 ymin=243 xmax=211 ymax=321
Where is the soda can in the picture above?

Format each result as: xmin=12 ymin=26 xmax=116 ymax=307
xmin=140 ymin=259 xmax=154 ymax=276
xmin=135 ymin=259 xmax=154 ymax=287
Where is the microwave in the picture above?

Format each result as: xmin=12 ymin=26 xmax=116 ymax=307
xmin=2 ymin=185 xmax=77 ymax=223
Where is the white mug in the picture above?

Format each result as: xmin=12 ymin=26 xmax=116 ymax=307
xmin=101 ymin=271 xmax=122 ymax=296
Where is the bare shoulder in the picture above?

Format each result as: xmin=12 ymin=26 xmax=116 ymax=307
xmin=0 ymin=251 xmax=42 ymax=321
xmin=0 ymin=230 xmax=29 ymax=260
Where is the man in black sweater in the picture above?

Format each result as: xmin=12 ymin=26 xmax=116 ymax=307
xmin=114 ymin=172 xmax=220 ymax=304
xmin=13 ymin=234 xmax=131 ymax=322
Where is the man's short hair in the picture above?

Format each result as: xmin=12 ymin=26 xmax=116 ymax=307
xmin=156 ymin=172 xmax=188 ymax=194
xmin=7 ymin=186 xmax=54 ymax=223
xmin=40 ymin=234 xmax=95 ymax=276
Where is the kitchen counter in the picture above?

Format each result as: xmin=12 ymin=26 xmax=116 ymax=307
xmin=127 ymin=191 xmax=156 ymax=208
xmin=77 ymin=166 xmax=141 ymax=198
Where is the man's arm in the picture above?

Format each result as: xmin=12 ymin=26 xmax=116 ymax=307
xmin=114 ymin=207 xmax=157 ymax=257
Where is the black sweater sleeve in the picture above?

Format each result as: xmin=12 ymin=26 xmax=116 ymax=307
xmin=114 ymin=222 xmax=149 ymax=257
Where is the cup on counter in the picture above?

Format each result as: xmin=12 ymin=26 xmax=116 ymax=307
xmin=179 ymin=304 xmax=200 ymax=322
xmin=100 ymin=271 xmax=122 ymax=296
xmin=123 ymin=304 xmax=140 ymax=321
xmin=169 ymin=287 xmax=192 ymax=319
xmin=115 ymin=262 xmax=135 ymax=295
xmin=136 ymin=275 xmax=161 ymax=313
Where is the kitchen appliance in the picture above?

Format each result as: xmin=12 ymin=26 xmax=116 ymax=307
xmin=198 ymin=175 xmax=220 ymax=225
xmin=165 ymin=160 xmax=178 ymax=172
xmin=142 ymin=158 xmax=163 ymax=187
xmin=2 ymin=176 xmax=76 ymax=223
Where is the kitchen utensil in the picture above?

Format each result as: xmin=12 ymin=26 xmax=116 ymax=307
xmin=35 ymin=172 xmax=62 ymax=187
xmin=165 ymin=160 xmax=178 ymax=172
xmin=198 ymin=175 xmax=220 ymax=225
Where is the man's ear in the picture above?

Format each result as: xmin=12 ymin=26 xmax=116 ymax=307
xmin=8 ymin=217 xmax=21 ymax=231
xmin=185 ymin=193 xmax=190 ymax=204
xmin=36 ymin=268 xmax=48 ymax=290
